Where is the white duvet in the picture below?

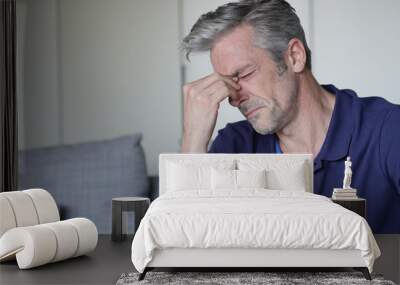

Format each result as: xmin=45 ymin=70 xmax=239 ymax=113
xmin=131 ymin=190 xmax=380 ymax=273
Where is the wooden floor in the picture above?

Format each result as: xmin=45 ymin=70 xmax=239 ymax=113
xmin=374 ymin=235 xmax=400 ymax=284
xmin=0 ymin=235 xmax=398 ymax=285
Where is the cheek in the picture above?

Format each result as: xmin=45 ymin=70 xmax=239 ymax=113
xmin=241 ymin=77 xmax=274 ymax=101
xmin=272 ymin=74 xmax=298 ymax=106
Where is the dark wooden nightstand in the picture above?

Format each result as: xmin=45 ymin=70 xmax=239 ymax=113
xmin=331 ymin=198 xmax=366 ymax=218
xmin=111 ymin=197 xmax=150 ymax=242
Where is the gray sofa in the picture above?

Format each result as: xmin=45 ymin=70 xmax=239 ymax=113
xmin=18 ymin=134 xmax=158 ymax=234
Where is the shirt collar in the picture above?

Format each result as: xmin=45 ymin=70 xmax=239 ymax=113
xmin=315 ymin=84 xmax=355 ymax=165
xmin=274 ymin=136 xmax=283 ymax=154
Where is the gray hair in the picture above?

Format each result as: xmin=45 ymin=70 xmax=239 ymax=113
xmin=182 ymin=0 xmax=312 ymax=73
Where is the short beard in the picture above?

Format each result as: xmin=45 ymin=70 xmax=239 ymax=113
xmin=248 ymin=99 xmax=284 ymax=135
xmin=247 ymin=89 xmax=298 ymax=135
xmin=251 ymin=119 xmax=279 ymax=135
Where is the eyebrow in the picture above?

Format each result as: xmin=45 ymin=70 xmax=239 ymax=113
xmin=224 ymin=64 xmax=254 ymax=78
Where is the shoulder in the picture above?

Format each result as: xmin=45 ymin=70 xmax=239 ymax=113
xmin=380 ymin=104 xmax=400 ymax=139
xmin=337 ymin=87 xmax=400 ymax=131
xmin=354 ymin=92 xmax=398 ymax=114
xmin=328 ymin=84 xmax=396 ymax=113
xmin=377 ymin=101 xmax=400 ymax=191
xmin=356 ymin=95 xmax=400 ymax=135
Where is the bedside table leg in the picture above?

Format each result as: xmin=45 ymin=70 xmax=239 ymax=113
xmin=112 ymin=202 xmax=123 ymax=241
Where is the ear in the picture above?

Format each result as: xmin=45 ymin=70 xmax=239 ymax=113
xmin=286 ymin=38 xmax=307 ymax=73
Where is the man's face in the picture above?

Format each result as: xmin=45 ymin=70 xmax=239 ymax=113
xmin=210 ymin=24 xmax=298 ymax=135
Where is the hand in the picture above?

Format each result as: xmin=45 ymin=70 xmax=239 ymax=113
xmin=181 ymin=73 xmax=241 ymax=153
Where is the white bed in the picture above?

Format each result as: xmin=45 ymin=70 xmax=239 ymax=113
xmin=131 ymin=154 xmax=380 ymax=280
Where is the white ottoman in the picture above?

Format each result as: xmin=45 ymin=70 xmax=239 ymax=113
xmin=0 ymin=189 xmax=98 ymax=269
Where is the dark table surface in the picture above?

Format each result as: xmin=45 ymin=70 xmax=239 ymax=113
xmin=0 ymin=235 xmax=134 ymax=285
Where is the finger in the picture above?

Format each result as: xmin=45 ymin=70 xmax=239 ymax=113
xmin=189 ymin=73 xmax=218 ymax=86
xmin=218 ymin=75 xmax=241 ymax=91
xmin=206 ymin=80 xmax=239 ymax=104
xmin=191 ymin=73 xmax=241 ymax=91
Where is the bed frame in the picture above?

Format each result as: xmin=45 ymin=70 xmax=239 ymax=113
xmin=140 ymin=248 xmax=371 ymax=280
xmin=138 ymin=154 xmax=372 ymax=281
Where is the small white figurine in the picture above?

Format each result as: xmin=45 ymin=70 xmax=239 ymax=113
xmin=342 ymin=156 xmax=353 ymax=189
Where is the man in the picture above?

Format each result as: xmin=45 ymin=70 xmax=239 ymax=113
xmin=180 ymin=0 xmax=400 ymax=234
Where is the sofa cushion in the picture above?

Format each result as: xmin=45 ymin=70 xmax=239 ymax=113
xmin=18 ymin=134 xmax=149 ymax=233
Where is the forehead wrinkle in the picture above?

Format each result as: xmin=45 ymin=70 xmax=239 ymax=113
xmin=211 ymin=24 xmax=257 ymax=77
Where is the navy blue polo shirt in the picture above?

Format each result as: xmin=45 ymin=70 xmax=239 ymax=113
xmin=209 ymin=84 xmax=400 ymax=234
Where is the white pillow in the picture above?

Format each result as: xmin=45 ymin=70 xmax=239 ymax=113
xmin=211 ymin=168 xmax=236 ymax=190
xmin=236 ymin=169 xmax=267 ymax=188
xmin=267 ymin=167 xmax=306 ymax=191
xmin=211 ymin=168 xmax=267 ymax=190
xmin=166 ymin=160 xmax=235 ymax=191
xmin=237 ymin=159 xmax=308 ymax=191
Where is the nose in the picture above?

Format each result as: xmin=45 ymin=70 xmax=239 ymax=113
xmin=229 ymin=88 xmax=248 ymax=108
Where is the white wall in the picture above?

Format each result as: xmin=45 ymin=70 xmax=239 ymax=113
xmin=18 ymin=0 xmax=182 ymax=175
xmin=312 ymin=0 xmax=400 ymax=103
xmin=21 ymin=0 xmax=60 ymax=148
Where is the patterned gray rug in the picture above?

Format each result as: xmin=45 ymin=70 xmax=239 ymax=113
xmin=116 ymin=271 xmax=396 ymax=285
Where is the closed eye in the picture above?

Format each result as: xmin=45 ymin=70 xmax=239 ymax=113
xmin=239 ymin=70 xmax=255 ymax=80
